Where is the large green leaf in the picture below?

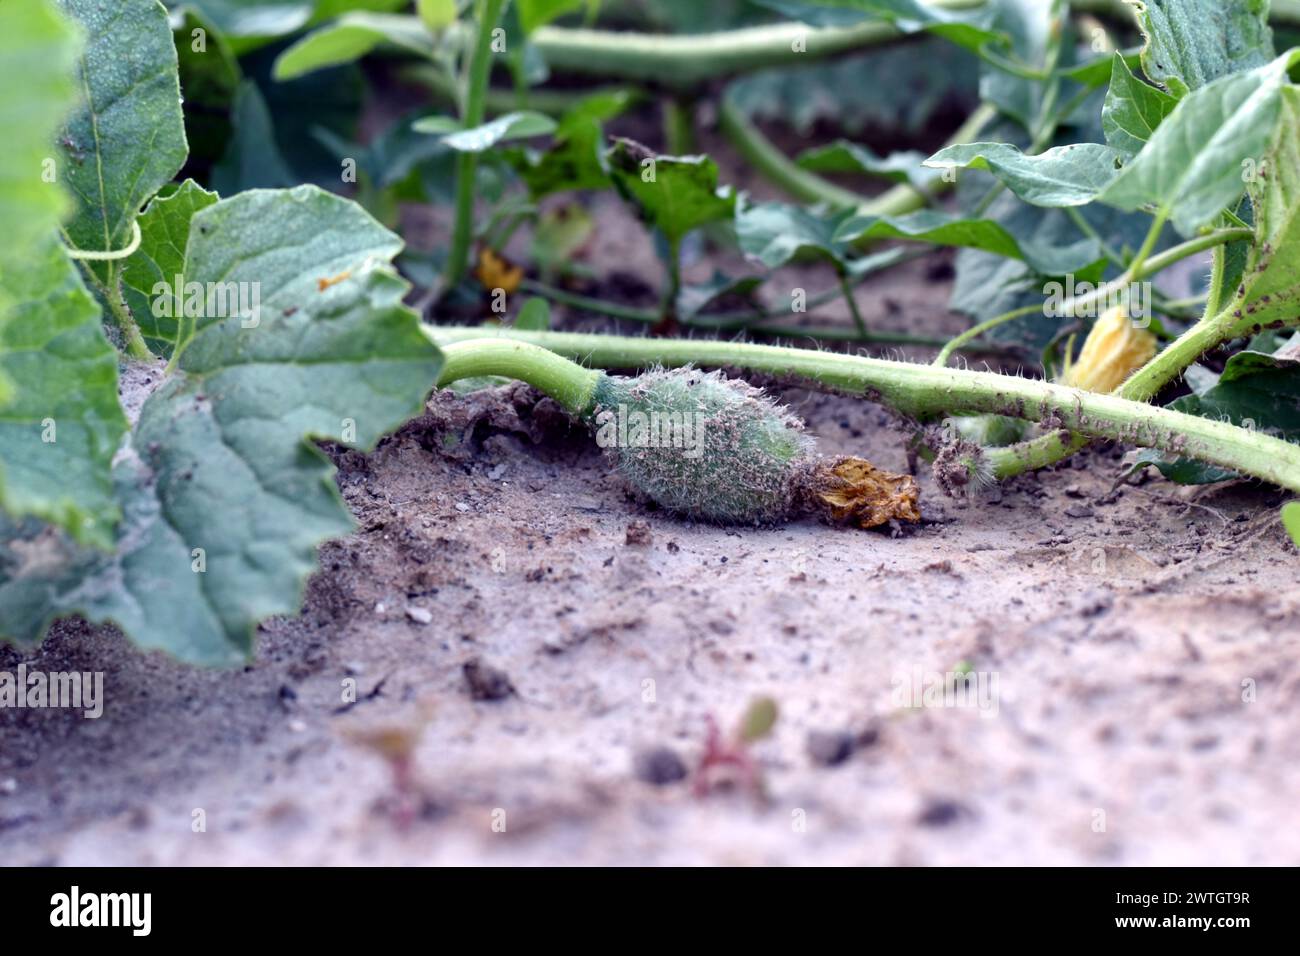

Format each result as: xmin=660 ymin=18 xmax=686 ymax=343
xmin=736 ymin=202 xmax=857 ymax=269
xmin=978 ymin=0 xmax=1054 ymax=131
xmin=167 ymin=1 xmax=313 ymax=54
xmin=798 ymin=141 xmax=933 ymax=190
xmin=1099 ymin=52 xmax=1298 ymax=236
xmin=0 ymin=0 xmax=127 ymax=549
xmin=121 ymin=179 xmax=220 ymax=356
xmin=507 ymin=91 xmax=629 ymax=198
xmin=1222 ymin=85 xmax=1300 ymax=334
xmin=0 ymin=0 xmax=78 ymax=262
xmin=605 ymin=140 xmax=736 ymax=248
xmin=517 ymin=0 xmax=588 ymax=34
xmin=1133 ymin=0 xmax=1275 ymax=98
xmin=58 ymin=0 xmax=187 ymax=269
xmin=835 ymin=208 xmax=1100 ymax=276
xmin=1101 ymin=53 xmax=1178 ymax=159
xmin=272 ymin=12 xmax=434 ymax=81
xmin=1 ymin=187 xmax=443 ymax=665
xmin=725 ymin=40 xmax=979 ymax=137
xmin=0 ymin=239 xmax=127 ymax=550
xmin=924 ymin=142 xmax=1122 ymax=207
xmin=413 ymin=111 xmax=558 ymax=152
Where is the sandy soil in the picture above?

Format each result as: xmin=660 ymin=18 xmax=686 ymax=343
xmin=3 ymin=118 xmax=1299 ymax=868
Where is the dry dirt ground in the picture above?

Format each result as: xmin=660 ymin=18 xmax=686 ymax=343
xmin=3 ymin=123 xmax=1300 ymax=867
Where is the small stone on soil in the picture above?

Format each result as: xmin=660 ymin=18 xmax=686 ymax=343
xmin=463 ymin=658 xmax=515 ymax=701
xmin=917 ymin=797 xmax=973 ymax=827
xmin=406 ymin=606 xmax=433 ymax=625
xmin=634 ymin=747 xmax=688 ymax=786
xmin=856 ymin=722 xmax=882 ymax=749
xmin=1064 ymin=505 xmax=1095 ymax=519
xmin=807 ymin=730 xmax=855 ymax=767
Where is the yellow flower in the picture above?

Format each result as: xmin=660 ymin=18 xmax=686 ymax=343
xmin=475 ymin=247 xmax=524 ymax=294
xmin=1060 ymin=305 xmax=1157 ymax=394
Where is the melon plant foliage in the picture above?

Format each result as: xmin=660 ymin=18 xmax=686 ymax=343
xmin=0 ymin=0 xmax=442 ymax=665
xmin=6 ymin=0 xmax=1300 ymax=666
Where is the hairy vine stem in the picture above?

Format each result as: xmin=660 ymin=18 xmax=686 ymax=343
xmin=528 ymin=1 xmax=990 ymax=87
xmin=437 ymin=338 xmax=601 ymax=415
xmin=425 ymin=328 xmax=1300 ymax=493
xmin=931 ymin=226 xmax=1255 ymax=367
xmin=719 ymin=98 xmax=998 ymax=217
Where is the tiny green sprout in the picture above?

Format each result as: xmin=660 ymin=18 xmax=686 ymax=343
xmin=738 ymin=696 xmax=779 ymax=743
xmin=1282 ymin=502 xmax=1300 ymax=549
xmin=693 ymin=696 xmax=780 ymax=799
xmin=435 ymin=338 xmax=923 ymax=528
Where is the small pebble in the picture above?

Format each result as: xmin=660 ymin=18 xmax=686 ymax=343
xmin=406 ymin=606 xmax=433 ymax=625
xmin=634 ymin=747 xmax=688 ymax=786
xmin=454 ymin=502 xmax=471 ymax=513
xmin=463 ymin=658 xmax=515 ymax=701
xmin=917 ymin=797 xmax=972 ymax=827
xmin=0 ymin=778 xmax=17 ymax=795
xmin=807 ymin=730 xmax=855 ymax=767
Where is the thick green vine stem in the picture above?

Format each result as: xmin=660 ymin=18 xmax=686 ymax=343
xmin=979 ymin=236 xmax=1261 ymax=479
xmin=443 ymin=0 xmax=507 ymax=292
xmin=425 ymin=328 xmax=1300 ymax=493
xmin=981 ymin=317 xmax=1239 ymax=480
xmin=436 ymin=338 xmax=602 ymax=416
xmin=718 ymin=97 xmax=866 ymax=210
xmin=402 ymin=64 xmax=644 ymax=117
xmin=720 ymin=97 xmax=997 ymax=217
xmin=104 ymin=280 xmax=153 ymax=361
xmin=529 ymin=3 xmax=990 ymax=88
xmin=932 ymin=227 xmax=1255 ymax=368
xmin=527 ymin=2 xmax=1299 ymax=85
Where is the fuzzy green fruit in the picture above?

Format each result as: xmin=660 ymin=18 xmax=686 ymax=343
xmin=590 ymin=368 xmax=812 ymax=524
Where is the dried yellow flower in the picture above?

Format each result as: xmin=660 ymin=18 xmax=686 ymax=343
xmin=806 ymin=456 xmax=922 ymax=528
xmin=475 ymin=247 xmax=524 ymax=294
xmin=1060 ymin=305 xmax=1157 ymax=394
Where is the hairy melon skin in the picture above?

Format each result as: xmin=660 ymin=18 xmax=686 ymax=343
xmin=589 ymin=368 xmax=814 ymax=524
